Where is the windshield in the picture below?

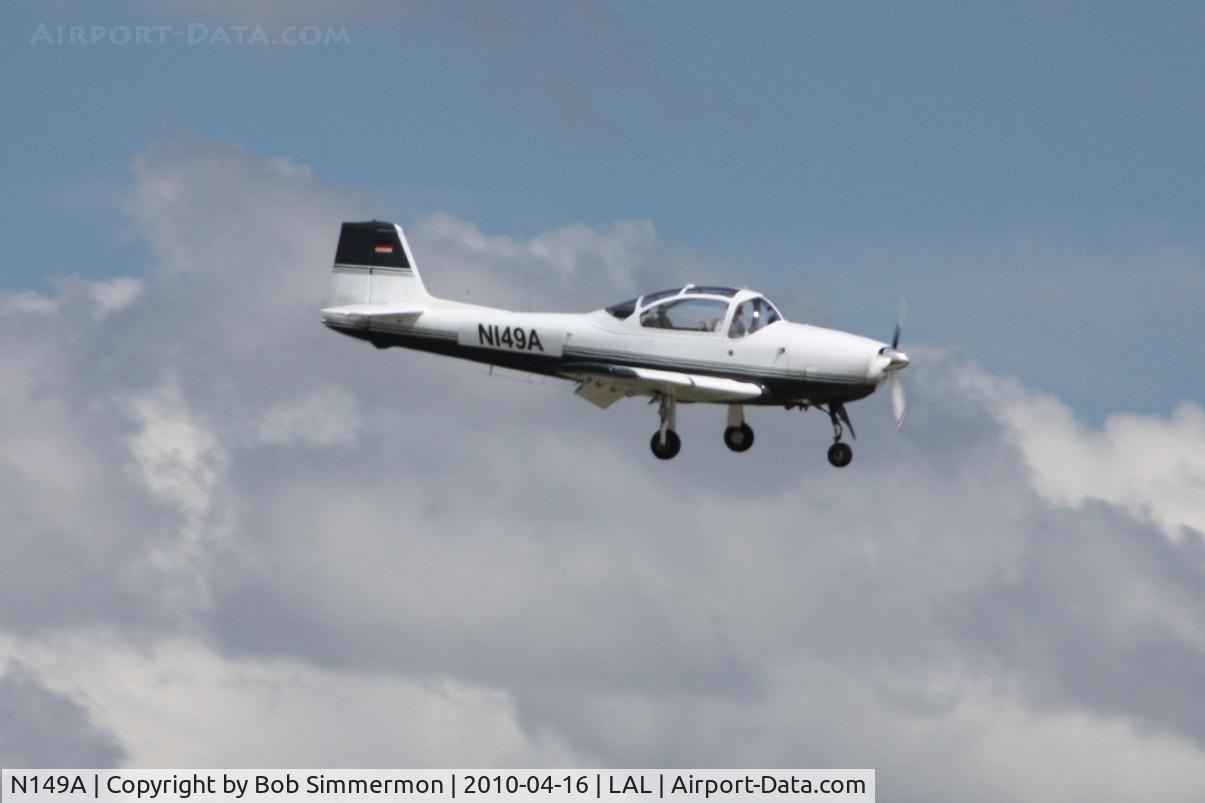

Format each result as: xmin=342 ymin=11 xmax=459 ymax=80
xmin=605 ymin=297 xmax=638 ymax=319
xmin=640 ymin=297 xmax=729 ymax=332
xmin=638 ymin=288 xmax=683 ymax=307
xmin=684 ymin=285 xmax=739 ymax=297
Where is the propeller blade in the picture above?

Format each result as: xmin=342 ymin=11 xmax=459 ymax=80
xmin=890 ymin=372 xmax=908 ymax=430
xmin=892 ymin=295 xmax=907 ymax=349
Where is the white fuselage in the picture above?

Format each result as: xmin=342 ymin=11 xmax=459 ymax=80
xmin=321 ymin=220 xmax=911 ymax=462
xmin=324 ymin=289 xmax=893 ymax=407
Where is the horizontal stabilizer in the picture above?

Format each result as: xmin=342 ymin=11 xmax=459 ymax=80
xmin=321 ymin=303 xmax=426 ymax=330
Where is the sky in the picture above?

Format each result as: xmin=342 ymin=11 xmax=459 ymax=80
xmin=1 ymin=2 xmax=1204 ymax=800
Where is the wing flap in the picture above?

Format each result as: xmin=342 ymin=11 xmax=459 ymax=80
xmin=574 ymin=377 xmax=627 ymax=409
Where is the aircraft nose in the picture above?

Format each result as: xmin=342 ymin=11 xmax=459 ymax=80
xmin=879 ymin=346 xmax=909 ymax=370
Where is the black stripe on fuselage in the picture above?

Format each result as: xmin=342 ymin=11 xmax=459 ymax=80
xmin=560 ymin=344 xmax=859 ymax=384
xmin=328 ymin=322 xmax=876 ymax=406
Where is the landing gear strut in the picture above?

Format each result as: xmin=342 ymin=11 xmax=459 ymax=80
xmin=826 ymin=403 xmax=854 ymax=468
xmin=723 ymin=403 xmax=754 ymax=452
xmin=650 ymin=394 xmax=681 ymax=460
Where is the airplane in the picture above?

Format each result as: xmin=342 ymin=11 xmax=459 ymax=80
xmin=321 ymin=220 xmax=910 ymax=466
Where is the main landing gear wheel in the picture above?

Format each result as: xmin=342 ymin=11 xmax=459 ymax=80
xmin=650 ymin=430 xmax=682 ymax=460
xmin=650 ymin=394 xmax=681 ymax=460
xmin=827 ymin=442 xmax=853 ymax=468
xmin=723 ymin=423 xmax=754 ymax=452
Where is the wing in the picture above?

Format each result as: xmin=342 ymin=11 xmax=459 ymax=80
xmin=559 ymin=362 xmax=764 ymax=409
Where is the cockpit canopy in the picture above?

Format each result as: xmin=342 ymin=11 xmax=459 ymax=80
xmin=604 ymin=285 xmax=783 ymax=338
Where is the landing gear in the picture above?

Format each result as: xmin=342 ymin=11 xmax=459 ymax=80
xmin=827 ymin=442 xmax=853 ymax=467
xmin=650 ymin=429 xmax=682 ymax=460
xmin=826 ymin=403 xmax=854 ymax=468
xmin=649 ymin=394 xmax=680 ymax=460
xmin=723 ymin=404 xmax=754 ymax=452
xmin=724 ymin=424 xmax=754 ymax=452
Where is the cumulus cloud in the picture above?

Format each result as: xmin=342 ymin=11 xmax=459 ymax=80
xmin=122 ymin=380 xmax=234 ymax=610
xmin=0 ymin=286 xmax=177 ymax=634
xmin=86 ymin=277 xmax=146 ymax=320
xmin=0 ymin=661 xmax=125 ymax=767
xmin=125 ymin=383 xmax=226 ymax=531
xmin=411 ymin=214 xmax=660 ymax=309
xmin=2 ymin=138 xmax=1204 ymax=801
xmin=2 ymin=635 xmax=581 ymax=768
xmin=251 ymin=387 xmax=361 ymax=447
xmin=964 ymin=366 xmax=1205 ymax=539
xmin=0 ymin=290 xmax=61 ymax=316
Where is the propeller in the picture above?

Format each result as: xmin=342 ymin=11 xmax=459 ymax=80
xmin=884 ymin=296 xmax=908 ymax=429
xmin=890 ymin=372 xmax=907 ymax=429
xmin=892 ymin=295 xmax=906 ymax=349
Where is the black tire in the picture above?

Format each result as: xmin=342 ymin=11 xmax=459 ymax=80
xmin=827 ymin=442 xmax=853 ymax=468
xmin=650 ymin=429 xmax=682 ymax=460
xmin=723 ymin=423 xmax=755 ymax=452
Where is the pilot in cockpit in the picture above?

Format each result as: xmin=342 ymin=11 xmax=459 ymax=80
xmin=729 ymin=304 xmax=747 ymax=337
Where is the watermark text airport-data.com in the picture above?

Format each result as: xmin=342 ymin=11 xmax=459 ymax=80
xmin=30 ymin=23 xmax=351 ymax=47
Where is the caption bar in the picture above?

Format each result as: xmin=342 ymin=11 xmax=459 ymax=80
xmin=2 ymin=770 xmax=873 ymax=803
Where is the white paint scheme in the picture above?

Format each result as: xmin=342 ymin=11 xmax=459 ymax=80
xmin=322 ymin=222 xmax=910 ymax=464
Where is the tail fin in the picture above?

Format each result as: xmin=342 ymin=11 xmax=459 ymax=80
xmin=328 ymin=220 xmax=430 ymax=306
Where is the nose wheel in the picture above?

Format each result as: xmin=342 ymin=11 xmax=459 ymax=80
xmin=826 ymin=403 xmax=855 ymax=468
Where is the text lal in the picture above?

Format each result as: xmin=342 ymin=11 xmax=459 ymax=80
xmin=609 ymin=775 xmax=655 ymax=794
